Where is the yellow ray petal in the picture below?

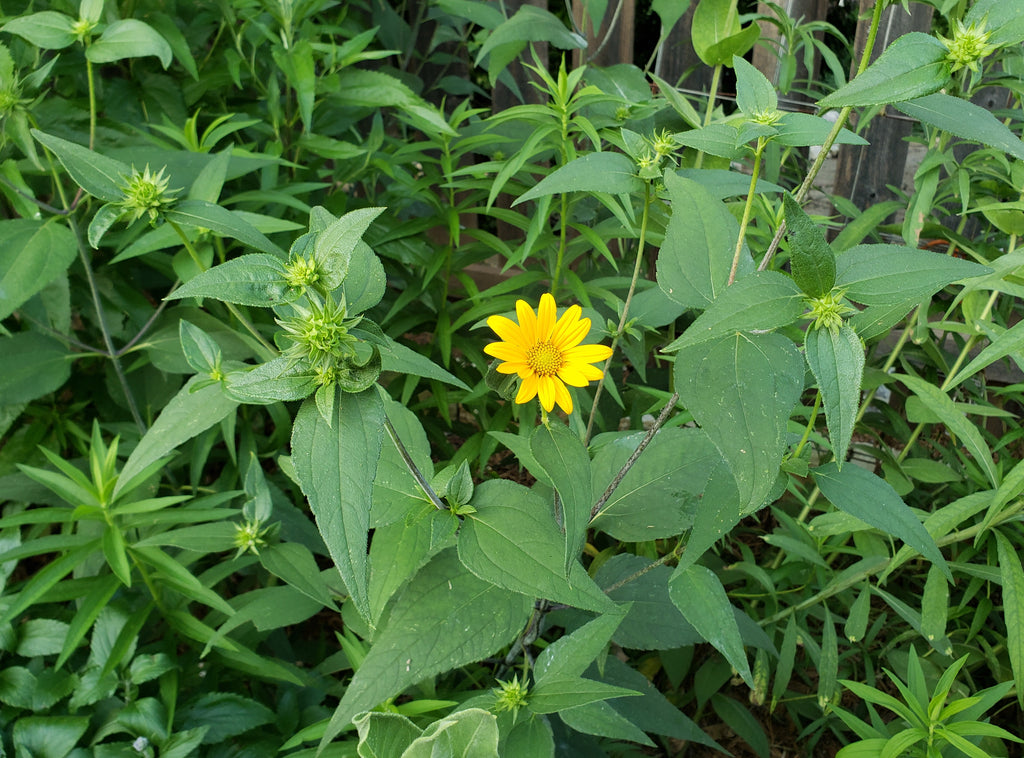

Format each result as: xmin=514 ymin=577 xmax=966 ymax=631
xmin=537 ymin=375 xmax=556 ymax=412
xmin=564 ymin=343 xmax=614 ymax=366
xmin=552 ymin=313 xmax=590 ymax=350
xmin=553 ymin=379 xmax=573 ymax=414
xmin=484 ymin=342 xmax=528 ymax=363
xmin=557 ymin=365 xmax=592 ymax=387
xmin=515 ymin=299 xmax=538 ymax=345
xmin=516 ymin=374 xmax=539 ymax=405
xmin=487 ymin=315 xmax=529 ymax=348
xmin=536 ymin=293 xmax=556 ymax=341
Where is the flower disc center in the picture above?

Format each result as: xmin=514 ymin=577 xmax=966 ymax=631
xmin=526 ymin=341 xmax=564 ymax=376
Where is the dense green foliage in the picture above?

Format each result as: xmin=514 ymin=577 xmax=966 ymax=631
xmin=2 ymin=0 xmax=1024 ymax=755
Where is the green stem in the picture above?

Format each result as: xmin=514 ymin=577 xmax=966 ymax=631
xmin=551 ymin=192 xmax=569 ymax=298
xmin=730 ymin=137 xmax=766 ymax=285
xmin=693 ymin=64 xmax=722 ymax=170
xmin=757 ymin=0 xmax=886 ymax=271
xmin=165 ymin=219 xmax=277 ymax=358
xmin=584 ymin=181 xmax=653 ymax=443
xmin=86 ymin=58 xmax=97 ymax=150
xmin=384 ymin=416 xmax=447 ymax=511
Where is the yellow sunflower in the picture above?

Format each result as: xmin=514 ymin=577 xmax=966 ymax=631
xmin=485 ymin=293 xmax=613 ymax=414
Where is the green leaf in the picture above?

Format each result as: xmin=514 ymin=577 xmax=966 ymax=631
xmin=259 ymin=542 xmax=337 ymax=608
xmin=0 ymin=219 xmax=77 ymax=321
xmin=503 ymin=716 xmax=555 ymax=758
xmin=733 ymin=55 xmax=776 ymax=117
xmin=180 ymin=692 xmax=275 ymax=744
xmin=898 ymin=373 xmax=998 ymax=488
xmin=165 ymin=199 xmax=285 ymax=256
xmin=458 ymin=479 xmax=616 ymax=613
xmin=835 ymin=244 xmax=989 ymax=306
xmin=114 ymin=375 xmax=239 ymax=498
xmin=86 ymin=19 xmax=172 ymax=67
xmin=102 ymin=523 xmax=132 ymax=586
xmin=784 ymin=193 xmax=836 ymax=297
xmin=322 ymin=549 xmax=532 ymax=746
xmin=818 ymin=33 xmax=949 ymax=108
xmin=313 ymin=207 xmax=386 ymax=290
xmin=166 ymin=253 xmax=290 ymax=307
xmin=818 ymin=605 xmax=838 ymax=709
xmin=947 ymin=316 xmax=1024 ymax=390
xmin=672 ymin=123 xmax=744 ymax=160
xmin=292 ymin=387 xmax=383 ymax=621
xmin=343 ymin=241 xmax=387 ymax=314
xmin=675 ymin=332 xmax=803 ymax=513
xmin=813 ymin=462 xmax=950 ymax=580
xmin=475 ymin=5 xmax=586 ymax=65
xmin=1 ymin=11 xmax=76 ymax=49
xmin=662 ymin=271 xmax=805 ymax=352
xmin=657 ymin=172 xmax=749 ymax=308
xmin=225 ymin=357 xmax=316 ymax=404
xmin=559 ymin=700 xmax=655 ymax=747
xmin=711 ymin=694 xmax=771 ymax=757
xmin=403 ymin=708 xmax=500 ymax=758
xmin=371 ymin=398 xmax=435 ymax=527
xmin=273 ymin=38 xmax=315 ymax=133
xmin=132 ymin=545 xmax=235 ymax=616
xmin=895 ymin=93 xmax=1024 ymax=161
xmin=179 ymin=320 xmax=222 ymax=376
xmin=534 ymin=611 xmax=625 ymax=685
xmin=32 ymin=129 xmax=130 ymax=203
xmin=370 ymin=331 xmax=469 ymax=390
xmin=920 ymin=564 xmax=950 ymax=653
xmin=514 ymin=152 xmax=642 ymax=206
xmin=590 ymin=427 xmax=718 ymax=541
xmin=995 ymin=530 xmax=1024 ymax=708
xmin=530 ymin=422 xmax=591 ymax=576
xmin=774 ymin=112 xmax=868 ymax=149
xmin=805 ymin=324 xmax=864 ymax=468
xmin=11 ymin=716 xmax=89 ymax=758
xmin=528 ymin=677 xmax=639 ymax=714
xmin=669 ymin=564 xmax=752 ymax=686
xmin=0 ymin=331 xmax=71 ymax=405
xmin=691 ymin=0 xmax=758 ymax=66
xmin=354 ymin=712 xmax=422 ymax=758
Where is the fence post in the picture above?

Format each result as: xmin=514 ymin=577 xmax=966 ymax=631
xmin=572 ymin=0 xmax=636 ymax=67
xmin=751 ymin=0 xmax=829 ymax=94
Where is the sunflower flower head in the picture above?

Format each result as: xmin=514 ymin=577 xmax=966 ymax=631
xmin=484 ymin=293 xmax=613 ymax=414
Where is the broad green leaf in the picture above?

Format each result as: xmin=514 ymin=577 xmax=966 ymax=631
xmin=458 ymin=479 xmax=616 ymax=613
xmin=590 ymin=427 xmax=718 ymax=541
xmin=114 ymin=376 xmax=239 ymax=498
xmin=0 ymin=331 xmax=71 ymax=404
xmin=528 ymin=677 xmax=639 ymax=714
xmin=595 ymin=554 xmax=702 ymax=649
xmin=675 ymin=332 xmax=803 ymax=513
xmin=895 ymin=93 xmax=1024 ymax=161
xmin=818 ymin=605 xmax=838 ymax=708
xmin=784 ymin=193 xmax=836 ymax=297
xmin=835 ymin=244 xmax=989 ymax=306
xmin=818 ymin=33 xmax=949 ymax=108
xmin=995 ymin=530 xmax=1024 ymax=709
xmin=313 ymin=207 xmax=386 ymax=290
xmin=805 ymin=324 xmax=864 ymax=468
xmin=179 ymin=320 xmax=222 ymax=376
xmin=502 ymin=716 xmax=555 ymax=758
xmin=534 ymin=611 xmax=625 ymax=685
xmin=259 ymin=542 xmax=337 ymax=608
xmin=181 ymin=692 xmax=275 ymax=744
xmin=1 ymin=11 xmax=76 ymax=49
xmin=514 ymin=152 xmax=642 ymax=206
xmin=530 ymin=422 xmax=591 ymax=575
xmin=371 ymin=397 xmax=435 ymax=527
xmin=291 ymin=387 xmax=383 ymax=621
xmin=676 ymin=168 xmax=784 ymax=199
xmin=691 ymin=0 xmax=758 ymax=66
xmin=403 ymin=708 xmax=499 ymax=758
xmin=166 ymin=254 xmax=290 ymax=307
xmin=0 ymin=220 xmax=77 ymax=321
xmin=898 ymin=374 xmax=997 ymax=488
xmin=372 ymin=332 xmax=469 ymax=390
xmin=813 ymin=462 xmax=950 ymax=579
xmin=11 ymin=716 xmax=89 ymax=758
xmin=335 ymin=69 xmax=455 ymax=137
xmin=32 ymin=129 xmax=130 ymax=203
xmin=559 ymin=700 xmax=655 ymax=747
xmin=86 ymin=19 xmax=172 ymax=67
xmin=964 ymin=0 xmax=1024 ymax=46
xmin=733 ymin=55 xmax=776 ymax=118
xmin=343 ymin=241 xmax=387 ymax=314
xmin=15 ymin=618 xmax=69 ymax=657
xmin=711 ymin=694 xmax=771 ymax=757
xmin=165 ymin=199 xmax=285 ymax=256
xmin=368 ymin=511 xmax=456 ymax=625
xmin=354 ymin=712 xmax=421 ymax=758
xmin=657 ymin=172 xmax=749 ymax=308
xmin=669 ymin=564 xmax=752 ymax=686
xmin=672 ymin=123 xmax=744 ymax=160
xmin=475 ymin=5 xmax=586 ymax=64
xmin=225 ymin=357 xmax=317 ymax=404
xmin=774 ymin=112 xmax=868 ymax=149
xmin=323 ymin=549 xmax=532 ymax=746
xmin=662 ymin=271 xmax=805 ymax=352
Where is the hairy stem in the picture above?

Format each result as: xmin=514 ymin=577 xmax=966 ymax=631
xmin=730 ymin=137 xmax=766 ymax=285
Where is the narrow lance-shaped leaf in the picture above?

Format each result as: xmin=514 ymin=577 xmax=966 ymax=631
xmin=813 ymin=462 xmax=951 ymax=580
xmin=165 ymin=254 xmax=291 ymax=307
xmin=291 ymin=387 xmax=384 ymax=621
xmin=32 ymin=129 xmax=130 ymax=203
xmin=514 ymin=152 xmax=642 ymax=206
xmin=530 ymin=422 xmax=592 ymax=576
xmin=805 ymin=324 xmax=864 ymax=468
xmin=784 ymin=192 xmax=836 ymax=297
xmin=995 ymin=530 xmax=1024 ymax=709
xmin=668 ymin=564 xmax=753 ymax=686
xmin=164 ymin=199 xmax=285 ymax=256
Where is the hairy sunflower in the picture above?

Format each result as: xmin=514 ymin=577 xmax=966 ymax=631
xmin=485 ymin=293 xmax=613 ymax=414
